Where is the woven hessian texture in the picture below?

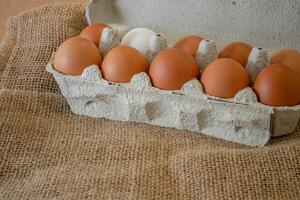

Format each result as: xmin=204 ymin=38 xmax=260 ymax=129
xmin=0 ymin=4 xmax=300 ymax=200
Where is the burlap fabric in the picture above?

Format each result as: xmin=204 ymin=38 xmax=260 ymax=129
xmin=0 ymin=4 xmax=299 ymax=200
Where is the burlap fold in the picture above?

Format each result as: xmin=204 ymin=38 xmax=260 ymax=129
xmin=0 ymin=4 xmax=299 ymax=200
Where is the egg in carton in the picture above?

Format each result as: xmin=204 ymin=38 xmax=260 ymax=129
xmin=46 ymin=0 xmax=300 ymax=147
xmin=46 ymin=37 xmax=300 ymax=147
xmin=99 ymin=26 xmax=168 ymax=64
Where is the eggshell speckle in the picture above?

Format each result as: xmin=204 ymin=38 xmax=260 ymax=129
xmin=270 ymin=49 xmax=300 ymax=75
xmin=173 ymin=35 xmax=203 ymax=57
xmin=54 ymin=37 xmax=102 ymax=75
xmin=79 ymin=23 xmax=108 ymax=46
xmin=101 ymin=46 xmax=148 ymax=83
xmin=200 ymin=58 xmax=249 ymax=98
xmin=219 ymin=42 xmax=252 ymax=67
xmin=149 ymin=48 xmax=200 ymax=90
xmin=253 ymin=64 xmax=300 ymax=106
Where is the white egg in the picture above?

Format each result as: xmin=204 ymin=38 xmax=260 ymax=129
xmin=121 ymin=27 xmax=156 ymax=55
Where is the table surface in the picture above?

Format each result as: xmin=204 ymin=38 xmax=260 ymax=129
xmin=0 ymin=0 xmax=86 ymax=40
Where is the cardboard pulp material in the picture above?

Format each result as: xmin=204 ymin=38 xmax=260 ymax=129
xmin=85 ymin=0 xmax=300 ymax=50
xmin=46 ymin=51 xmax=300 ymax=147
xmin=46 ymin=0 xmax=300 ymax=147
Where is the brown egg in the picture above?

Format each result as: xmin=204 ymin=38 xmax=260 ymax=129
xmin=172 ymin=35 xmax=203 ymax=57
xmin=270 ymin=49 xmax=300 ymax=75
xmin=149 ymin=48 xmax=200 ymax=90
xmin=79 ymin=23 xmax=108 ymax=47
xmin=200 ymin=58 xmax=249 ymax=98
xmin=219 ymin=42 xmax=252 ymax=67
xmin=253 ymin=64 xmax=300 ymax=106
xmin=101 ymin=46 xmax=148 ymax=83
xmin=54 ymin=37 xmax=102 ymax=75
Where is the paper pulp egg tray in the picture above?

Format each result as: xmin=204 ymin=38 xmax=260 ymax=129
xmin=47 ymin=0 xmax=300 ymax=147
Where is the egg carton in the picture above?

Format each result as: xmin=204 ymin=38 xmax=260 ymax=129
xmin=46 ymin=0 xmax=300 ymax=147
xmin=85 ymin=0 xmax=299 ymax=50
xmin=46 ymin=49 xmax=300 ymax=147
